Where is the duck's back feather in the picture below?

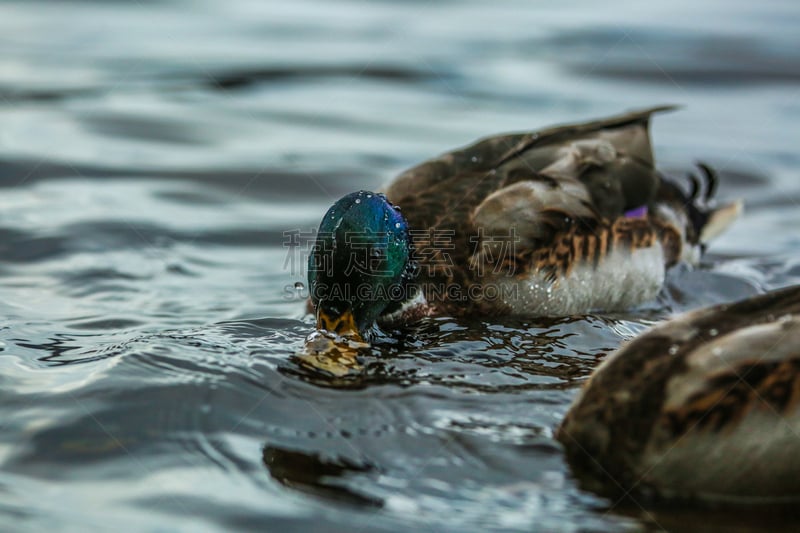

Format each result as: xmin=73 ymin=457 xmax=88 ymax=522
xmin=384 ymin=105 xmax=674 ymax=220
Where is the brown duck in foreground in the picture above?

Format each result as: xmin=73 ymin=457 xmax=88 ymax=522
xmin=558 ymin=284 xmax=800 ymax=505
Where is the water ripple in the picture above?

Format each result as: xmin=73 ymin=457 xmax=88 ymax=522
xmin=1 ymin=0 xmax=799 ymax=530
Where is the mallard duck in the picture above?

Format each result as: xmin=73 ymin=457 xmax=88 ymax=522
xmin=557 ymin=284 xmax=800 ymax=504
xmin=306 ymin=106 xmax=741 ymax=342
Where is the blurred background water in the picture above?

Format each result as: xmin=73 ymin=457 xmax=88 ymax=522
xmin=1 ymin=0 xmax=799 ymax=531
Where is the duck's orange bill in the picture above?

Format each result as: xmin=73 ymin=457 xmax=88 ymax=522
xmin=315 ymin=308 xmax=363 ymax=343
xmin=295 ymin=309 xmax=367 ymax=377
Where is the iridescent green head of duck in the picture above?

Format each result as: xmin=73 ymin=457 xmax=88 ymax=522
xmin=308 ymin=191 xmax=415 ymax=342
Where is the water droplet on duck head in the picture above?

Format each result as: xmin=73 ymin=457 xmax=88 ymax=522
xmin=395 ymin=222 xmax=401 ymax=229
xmin=355 ymin=198 xmax=361 ymax=204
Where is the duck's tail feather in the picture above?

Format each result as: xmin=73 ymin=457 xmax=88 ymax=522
xmin=699 ymin=199 xmax=743 ymax=243
xmin=656 ymin=163 xmax=743 ymax=247
xmin=685 ymin=163 xmax=742 ymax=244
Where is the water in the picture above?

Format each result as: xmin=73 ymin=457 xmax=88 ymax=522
xmin=1 ymin=0 xmax=799 ymax=531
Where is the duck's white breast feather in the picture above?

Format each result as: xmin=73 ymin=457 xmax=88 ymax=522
xmin=493 ymin=243 xmax=665 ymax=316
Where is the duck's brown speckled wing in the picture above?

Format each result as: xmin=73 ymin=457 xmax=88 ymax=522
xmin=382 ymin=106 xmax=675 ymax=312
xmin=557 ymin=284 xmax=800 ymax=501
